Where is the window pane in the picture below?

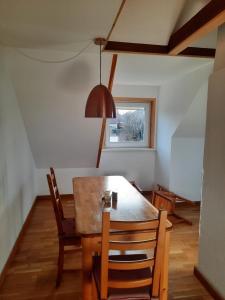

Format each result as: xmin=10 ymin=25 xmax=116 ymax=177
xmin=109 ymin=106 xmax=145 ymax=143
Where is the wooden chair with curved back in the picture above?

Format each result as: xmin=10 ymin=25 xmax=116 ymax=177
xmin=50 ymin=167 xmax=65 ymax=219
xmin=92 ymin=208 xmax=167 ymax=300
xmin=47 ymin=173 xmax=81 ymax=287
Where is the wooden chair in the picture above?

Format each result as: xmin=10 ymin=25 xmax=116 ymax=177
xmin=92 ymin=208 xmax=167 ymax=300
xmin=130 ymin=180 xmax=142 ymax=193
xmin=47 ymin=174 xmax=81 ymax=287
xmin=152 ymin=185 xmax=193 ymax=225
xmin=50 ymin=167 xmax=58 ymax=191
xmin=49 ymin=167 xmax=65 ymax=219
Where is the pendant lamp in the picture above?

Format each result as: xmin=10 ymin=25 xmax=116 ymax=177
xmin=85 ymin=38 xmax=116 ymax=118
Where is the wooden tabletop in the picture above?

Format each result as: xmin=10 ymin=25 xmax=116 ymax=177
xmin=73 ymin=176 xmax=171 ymax=236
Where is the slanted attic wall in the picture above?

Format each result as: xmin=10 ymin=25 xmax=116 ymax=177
xmin=170 ymin=82 xmax=208 ymax=201
xmin=0 ymin=47 xmax=36 ymax=273
xmin=5 ymin=48 xmax=160 ymax=194
xmin=4 ymin=46 xmax=212 ymax=198
xmin=36 ymin=84 xmax=159 ymax=195
xmin=6 ymin=48 xmax=107 ymax=169
xmin=155 ymin=63 xmax=212 ymax=197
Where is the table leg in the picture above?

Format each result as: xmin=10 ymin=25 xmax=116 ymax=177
xmin=82 ymin=237 xmax=93 ymax=300
xmin=160 ymin=231 xmax=171 ymax=300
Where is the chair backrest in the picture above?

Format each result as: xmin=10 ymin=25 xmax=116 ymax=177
xmin=47 ymin=174 xmax=64 ymax=237
xmin=157 ymin=184 xmax=169 ymax=192
xmin=100 ymin=209 xmax=167 ymax=299
xmin=49 ymin=167 xmax=64 ymax=219
xmin=50 ymin=167 xmax=58 ymax=190
xmin=129 ymin=180 xmax=142 ymax=193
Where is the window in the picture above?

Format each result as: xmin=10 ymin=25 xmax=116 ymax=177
xmin=105 ymin=97 xmax=156 ymax=149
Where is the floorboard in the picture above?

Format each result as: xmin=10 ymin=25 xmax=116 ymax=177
xmin=0 ymin=197 xmax=213 ymax=299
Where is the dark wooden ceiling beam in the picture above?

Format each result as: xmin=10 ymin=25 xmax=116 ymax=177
xmin=104 ymin=41 xmax=168 ymax=55
xmin=168 ymin=0 xmax=225 ymax=55
xmin=104 ymin=41 xmax=215 ymax=58
xmin=180 ymin=47 xmax=215 ymax=58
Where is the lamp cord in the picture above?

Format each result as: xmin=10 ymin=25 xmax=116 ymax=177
xmin=0 ymin=39 xmax=92 ymax=64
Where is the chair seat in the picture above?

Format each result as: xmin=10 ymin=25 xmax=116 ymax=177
xmin=93 ymin=254 xmax=152 ymax=300
xmin=61 ymin=218 xmax=81 ymax=245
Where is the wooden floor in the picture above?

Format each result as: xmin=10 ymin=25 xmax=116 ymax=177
xmin=0 ymin=196 xmax=213 ymax=300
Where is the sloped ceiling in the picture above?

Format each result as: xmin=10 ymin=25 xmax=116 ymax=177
xmin=109 ymin=0 xmax=217 ymax=48
xmin=174 ymin=0 xmax=211 ymax=31
xmin=114 ymin=54 xmax=212 ymax=85
xmin=0 ymin=0 xmax=122 ymax=49
xmin=0 ymin=0 xmax=215 ymax=168
xmin=110 ymin=0 xmax=186 ymax=44
xmin=6 ymin=48 xmax=113 ymax=168
xmin=173 ymin=82 xmax=208 ymax=138
xmin=0 ymin=0 xmax=123 ymax=168
xmin=0 ymin=0 xmax=217 ymax=49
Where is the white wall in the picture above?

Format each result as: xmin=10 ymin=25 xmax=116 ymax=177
xmin=4 ymin=45 xmax=213 ymax=200
xmin=101 ymin=84 xmax=158 ymax=191
xmin=170 ymin=138 xmax=204 ymax=201
xmin=37 ymin=149 xmax=156 ymax=195
xmin=36 ymin=84 xmax=159 ymax=194
xmin=6 ymin=45 xmax=213 ymax=197
xmin=169 ymin=82 xmax=208 ymax=201
xmin=101 ymin=149 xmax=155 ymax=190
xmin=198 ymin=24 xmax=225 ymax=298
xmin=155 ymin=63 xmax=212 ymax=189
xmin=172 ymin=81 xmax=208 ymax=139
xmin=0 ymin=47 xmax=36 ymax=273
xmin=6 ymin=49 xmax=110 ymax=168
xmin=112 ymin=83 xmax=159 ymax=98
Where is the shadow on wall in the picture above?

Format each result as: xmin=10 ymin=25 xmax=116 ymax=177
xmin=58 ymin=60 xmax=92 ymax=92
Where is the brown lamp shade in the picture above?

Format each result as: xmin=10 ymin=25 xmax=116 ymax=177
xmin=85 ymin=84 xmax=116 ymax=118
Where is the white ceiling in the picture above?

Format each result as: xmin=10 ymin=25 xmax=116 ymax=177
xmin=110 ymin=0 xmax=186 ymax=44
xmin=0 ymin=0 xmax=217 ymax=49
xmin=114 ymin=54 xmax=212 ymax=85
xmin=174 ymin=0 xmax=211 ymax=31
xmin=110 ymin=0 xmax=216 ymax=48
xmin=0 ymin=0 xmax=217 ymax=168
xmin=0 ymin=0 xmax=122 ymax=49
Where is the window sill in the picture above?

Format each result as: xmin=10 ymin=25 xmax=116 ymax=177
xmin=103 ymin=147 xmax=156 ymax=152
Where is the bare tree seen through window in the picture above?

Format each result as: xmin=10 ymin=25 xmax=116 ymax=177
xmin=109 ymin=107 xmax=145 ymax=143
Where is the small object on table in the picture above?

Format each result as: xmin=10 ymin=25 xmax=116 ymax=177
xmin=112 ymin=191 xmax=118 ymax=209
xmin=112 ymin=191 xmax=118 ymax=201
xmin=102 ymin=190 xmax=111 ymax=207
xmin=104 ymin=190 xmax=111 ymax=198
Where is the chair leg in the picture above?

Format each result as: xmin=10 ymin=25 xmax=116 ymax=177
xmin=56 ymin=242 xmax=64 ymax=287
xmin=91 ymin=273 xmax=98 ymax=300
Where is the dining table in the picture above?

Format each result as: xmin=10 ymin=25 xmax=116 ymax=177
xmin=73 ymin=176 xmax=172 ymax=300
